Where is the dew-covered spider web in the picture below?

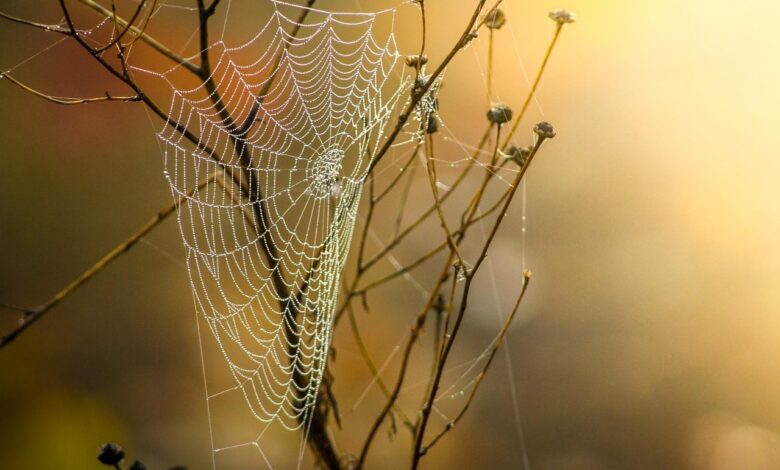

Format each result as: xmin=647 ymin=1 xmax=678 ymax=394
xmin=0 ymin=0 xmax=549 ymax=466
xmin=135 ymin=0 xmax=409 ymax=450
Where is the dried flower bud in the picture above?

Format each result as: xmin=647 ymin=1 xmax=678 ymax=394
xmin=411 ymin=76 xmax=428 ymax=100
xmin=426 ymin=114 xmax=439 ymax=134
xmin=502 ymin=145 xmax=531 ymax=166
xmin=405 ymin=55 xmax=428 ymax=68
xmin=97 ymin=443 xmax=125 ymax=466
xmin=484 ymin=8 xmax=506 ymax=29
xmin=486 ymin=104 xmax=513 ymax=125
xmin=533 ymin=121 xmax=556 ymax=139
xmin=129 ymin=461 xmax=147 ymax=470
xmin=549 ymin=9 xmax=576 ymax=25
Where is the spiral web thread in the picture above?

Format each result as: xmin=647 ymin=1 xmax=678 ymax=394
xmin=144 ymin=1 xmax=407 ymax=433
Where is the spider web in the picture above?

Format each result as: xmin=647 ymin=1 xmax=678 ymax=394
xmin=138 ymin=0 xmax=409 ymax=440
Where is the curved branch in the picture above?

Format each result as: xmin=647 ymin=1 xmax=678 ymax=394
xmin=1 ymin=71 xmax=139 ymax=105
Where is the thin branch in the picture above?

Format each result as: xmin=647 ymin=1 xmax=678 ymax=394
xmin=366 ymin=0 xmax=489 ymax=176
xmin=415 ymin=0 xmax=427 ymax=78
xmin=206 ymin=0 xmax=222 ymax=17
xmin=423 ymin=133 xmax=464 ymax=263
xmin=0 ymin=172 xmax=217 ymax=350
xmin=0 ymin=11 xmax=68 ymax=34
xmin=422 ymin=271 xmax=531 ymax=453
xmin=94 ymin=0 xmax=147 ymax=54
xmin=391 ymin=151 xmax=419 ymax=237
xmin=360 ymin=127 xmax=491 ymax=274
xmin=347 ymin=303 xmax=413 ymax=427
xmin=1 ymin=70 xmax=139 ymax=105
xmin=373 ymin=143 xmax=419 ymax=204
xmin=356 ymin=176 xmax=377 ymax=274
xmin=74 ymin=0 xmax=200 ymax=75
xmin=412 ymin=135 xmax=549 ymax=467
xmin=502 ymin=21 xmax=566 ymax=147
xmin=354 ymin=256 xmax=454 ymax=469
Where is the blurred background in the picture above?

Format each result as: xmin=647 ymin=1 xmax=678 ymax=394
xmin=2 ymin=0 xmax=780 ymax=469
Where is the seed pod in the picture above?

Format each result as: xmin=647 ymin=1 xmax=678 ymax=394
xmin=129 ymin=461 xmax=147 ymax=470
xmin=484 ymin=8 xmax=506 ymax=29
xmin=97 ymin=443 xmax=125 ymax=466
xmin=405 ymin=55 xmax=429 ymax=68
xmin=486 ymin=104 xmax=513 ymax=125
xmin=549 ymin=9 xmax=576 ymax=25
xmin=426 ymin=114 xmax=440 ymax=134
xmin=503 ymin=145 xmax=531 ymax=166
xmin=534 ymin=121 xmax=556 ymax=139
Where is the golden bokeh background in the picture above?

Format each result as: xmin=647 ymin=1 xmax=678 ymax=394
xmin=1 ymin=0 xmax=780 ymax=469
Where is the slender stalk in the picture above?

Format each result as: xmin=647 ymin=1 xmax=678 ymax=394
xmin=365 ymin=0 xmax=489 ymax=176
xmin=422 ymin=271 xmax=531 ymax=452
xmin=411 ymin=137 xmax=547 ymax=467
xmin=361 ymin=127 xmax=491 ymax=274
xmin=502 ymin=22 xmax=564 ymax=146
xmin=1 ymin=71 xmax=139 ymax=105
xmin=94 ymin=0 xmax=147 ymax=54
xmin=487 ymin=27 xmax=494 ymax=104
xmin=347 ymin=304 xmax=412 ymax=426
xmin=424 ymin=134 xmax=463 ymax=263
xmin=0 ymin=11 xmax=69 ymax=34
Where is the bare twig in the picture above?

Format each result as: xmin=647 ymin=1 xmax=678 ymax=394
xmin=422 ymin=271 xmax=531 ymax=453
xmin=0 ymin=11 xmax=68 ymax=34
xmin=0 ymin=172 xmax=217 ymax=350
xmin=366 ymin=0 xmax=489 ymax=175
xmin=424 ymin=134 xmax=464 ymax=263
xmin=1 ymin=71 xmax=139 ymax=105
xmin=412 ymin=135 xmax=548 ymax=468
xmin=94 ymin=0 xmax=147 ymax=54
xmin=74 ymin=0 xmax=200 ymax=75
xmin=502 ymin=21 xmax=566 ymax=146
